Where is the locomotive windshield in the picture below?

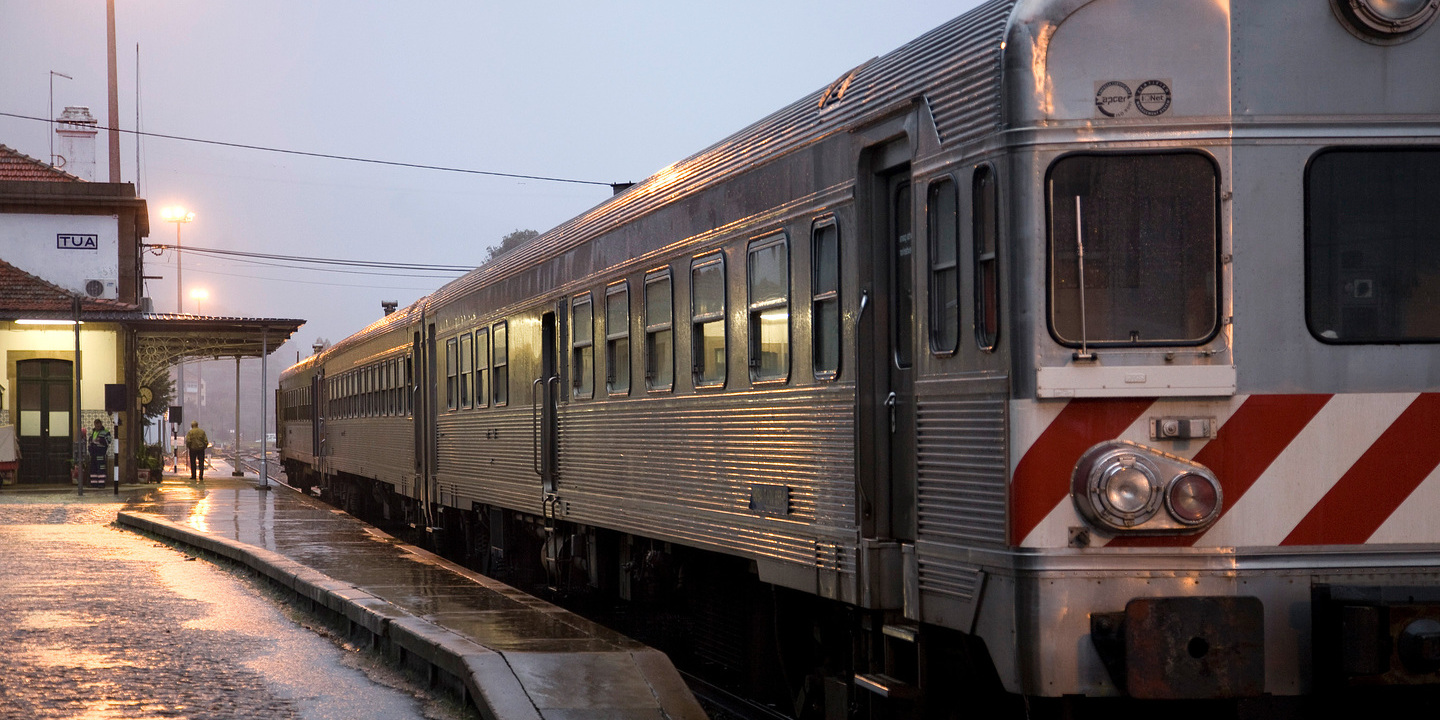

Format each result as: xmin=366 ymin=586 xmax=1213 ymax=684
xmin=1048 ymin=152 xmax=1219 ymax=346
xmin=1307 ymin=148 xmax=1440 ymax=343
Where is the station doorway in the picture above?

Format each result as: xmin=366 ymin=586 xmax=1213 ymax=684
xmin=16 ymin=359 xmax=73 ymax=484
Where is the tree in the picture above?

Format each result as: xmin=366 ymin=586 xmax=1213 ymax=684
xmin=485 ymin=229 xmax=539 ymax=264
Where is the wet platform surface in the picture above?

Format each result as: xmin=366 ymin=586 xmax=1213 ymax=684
xmin=116 ymin=461 xmax=705 ymax=720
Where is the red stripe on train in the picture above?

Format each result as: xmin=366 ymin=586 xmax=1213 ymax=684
xmin=1282 ymin=393 xmax=1440 ymax=546
xmin=1109 ymin=394 xmax=1332 ymax=548
xmin=1010 ymin=398 xmax=1153 ymax=544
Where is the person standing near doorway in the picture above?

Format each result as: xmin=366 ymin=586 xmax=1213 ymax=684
xmin=185 ymin=420 xmax=209 ymax=481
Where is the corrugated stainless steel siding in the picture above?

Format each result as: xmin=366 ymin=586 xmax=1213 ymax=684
xmin=917 ymin=553 xmax=983 ymax=603
xmin=915 ymin=374 xmax=1009 ymax=549
xmin=429 ymin=0 xmax=1015 ymax=310
xmin=327 ymin=417 xmax=414 ymax=487
xmin=436 ymin=407 xmax=538 ymax=512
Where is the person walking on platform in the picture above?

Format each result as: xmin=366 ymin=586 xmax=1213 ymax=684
xmin=185 ymin=421 xmax=209 ymax=481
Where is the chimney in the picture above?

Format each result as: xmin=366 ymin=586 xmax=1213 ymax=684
xmin=55 ymin=106 xmax=98 ymax=181
xmin=381 ymin=301 xmax=398 ymax=316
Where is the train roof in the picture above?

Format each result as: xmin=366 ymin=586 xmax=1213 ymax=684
xmin=287 ymin=0 xmax=1017 ymax=380
xmin=429 ymin=0 xmax=1015 ymax=309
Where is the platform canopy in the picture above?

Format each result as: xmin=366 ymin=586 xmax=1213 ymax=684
xmin=126 ymin=313 xmax=304 ymax=387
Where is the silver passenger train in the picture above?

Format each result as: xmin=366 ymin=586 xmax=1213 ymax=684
xmin=280 ymin=0 xmax=1440 ymax=714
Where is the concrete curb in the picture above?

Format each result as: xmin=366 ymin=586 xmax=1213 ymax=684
xmin=116 ymin=510 xmax=535 ymax=720
xmin=116 ymin=509 xmax=708 ymax=720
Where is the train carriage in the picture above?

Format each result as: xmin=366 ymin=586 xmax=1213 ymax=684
xmin=280 ymin=0 xmax=1440 ymax=714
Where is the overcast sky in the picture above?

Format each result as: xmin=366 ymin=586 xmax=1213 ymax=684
xmin=2 ymin=0 xmax=979 ymax=363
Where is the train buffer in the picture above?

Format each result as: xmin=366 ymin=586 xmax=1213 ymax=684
xmin=116 ymin=465 xmax=706 ymax=720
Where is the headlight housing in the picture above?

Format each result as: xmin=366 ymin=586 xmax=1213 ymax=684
xmin=1072 ymin=441 xmax=1223 ymax=534
xmin=1332 ymin=0 xmax=1440 ymax=44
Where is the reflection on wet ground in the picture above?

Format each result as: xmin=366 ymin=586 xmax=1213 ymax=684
xmin=0 ymin=486 xmax=464 ymax=720
xmin=123 ymin=481 xmax=646 ymax=654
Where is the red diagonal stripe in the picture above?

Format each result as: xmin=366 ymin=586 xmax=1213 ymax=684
xmin=1011 ymin=398 xmax=1153 ymax=544
xmin=1283 ymin=393 xmax=1440 ymax=546
xmin=1110 ymin=394 xmax=1332 ymax=548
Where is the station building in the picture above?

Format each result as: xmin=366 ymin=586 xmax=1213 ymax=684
xmin=0 ymin=109 xmax=301 ymax=486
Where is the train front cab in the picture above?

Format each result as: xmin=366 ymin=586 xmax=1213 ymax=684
xmin=971 ymin=0 xmax=1440 ymax=708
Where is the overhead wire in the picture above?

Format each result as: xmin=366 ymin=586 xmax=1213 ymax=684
xmin=144 ymin=242 xmax=474 ymax=273
xmin=0 ymin=110 xmax=624 ymax=189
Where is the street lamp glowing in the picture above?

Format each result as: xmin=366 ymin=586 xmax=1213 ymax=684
xmin=190 ymin=288 xmax=209 ymax=316
xmin=160 ymin=206 xmax=194 ymax=224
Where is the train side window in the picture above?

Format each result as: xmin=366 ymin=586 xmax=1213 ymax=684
xmin=445 ymin=338 xmax=458 ymax=410
xmin=813 ymin=220 xmax=841 ymax=379
xmin=475 ymin=328 xmax=490 ymax=408
xmin=573 ymin=293 xmax=595 ymax=399
xmin=644 ymin=269 xmax=674 ymax=392
xmin=748 ymin=234 xmax=790 ymax=382
xmin=692 ymin=253 xmax=727 ymax=387
xmin=606 ymin=282 xmax=630 ymax=395
xmin=459 ymin=332 xmax=473 ymax=409
xmin=405 ymin=355 xmax=413 ymax=416
xmin=974 ymin=165 xmax=1000 ymax=351
xmin=1048 ymin=152 xmax=1219 ymax=346
xmin=929 ymin=177 xmax=959 ymax=355
xmin=1307 ymin=148 xmax=1440 ymax=343
xmin=493 ymin=321 xmax=509 ymax=406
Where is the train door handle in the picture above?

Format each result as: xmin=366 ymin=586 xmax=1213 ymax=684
xmin=885 ymin=392 xmax=897 ymax=434
xmin=859 ymin=290 xmax=870 ymax=322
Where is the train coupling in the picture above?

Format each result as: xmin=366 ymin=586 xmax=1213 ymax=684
xmin=1314 ymin=584 xmax=1440 ymax=685
xmin=1089 ymin=596 xmax=1265 ymax=699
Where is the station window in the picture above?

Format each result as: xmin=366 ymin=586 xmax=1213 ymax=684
xmin=1307 ymin=148 xmax=1440 ymax=343
xmin=493 ymin=322 xmax=509 ymax=406
xmin=445 ymin=338 xmax=458 ymax=410
xmin=475 ymin=328 xmax=490 ymax=408
xmin=606 ymin=283 xmax=630 ymax=395
xmin=1048 ymin=152 xmax=1219 ymax=346
xmin=928 ymin=178 xmax=959 ymax=355
xmin=692 ymin=253 xmax=726 ymax=387
xmin=645 ymin=269 xmax=674 ymax=391
xmin=974 ymin=165 xmax=1000 ymax=351
xmin=812 ymin=220 xmax=841 ymax=379
xmin=748 ymin=234 xmax=789 ymax=382
xmin=573 ymin=293 xmax=594 ymax=399
xmin=459 ymin=332 xmax=473 ymax=408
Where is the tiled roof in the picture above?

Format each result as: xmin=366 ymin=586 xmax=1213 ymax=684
xmin=0 ymin=144 xmax=82 ymax=182
xmin=0 ymin=258 xmax=135 ymax=313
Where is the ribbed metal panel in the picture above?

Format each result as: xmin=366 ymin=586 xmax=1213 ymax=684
xmin=915 ymin=375 xmax=1009 ymax=549
xmin=918 ymin=553 xmax=983 ymax=603
xmin=436 ymin=407 xmax=538 ymax=512
xmin=428 ymin=0 xmax=1015 ymax=310
xmin=326 ymin=417 xmax=414 ymax=487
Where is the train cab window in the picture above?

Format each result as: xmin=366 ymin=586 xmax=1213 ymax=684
xmin=459 ymin=332 xmax=473 ymax=408
xmin=928 ymin=178 xmax=959 ymax=355
xmin=475 ymin=328 xmax=490 ymax=408
xmin=1048 ymin=152 xmax=1219 ymax=346
xmin=645 ymin=270 xmax=674 ymax=392
xmin=1307 ymin=148 xmax=1440 ymax=342
xmin=692 ymin=253 xmax=727 ymax=387
xmin=493 ymin=321 xmax=509 ymax=406
xmin=748 ymin=234 xmax=789 ymax=382
xmin=606 ymin=283 xmax=630 ymax=395
xmin=974 ymin=164 xmax=1000 ymax=351
xmin=813 ymin=220 xmax=841 ymax=379
xmin=445 ymin=338 xmax=458 ymax=411
xmin=573 ymin=293 xmax=595 ymax=399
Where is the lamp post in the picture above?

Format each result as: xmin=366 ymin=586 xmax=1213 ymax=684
xmin=190 ymin=287 xmax=208 ymax=434
xmin=160 ymin=207 xmax=193 ymax=458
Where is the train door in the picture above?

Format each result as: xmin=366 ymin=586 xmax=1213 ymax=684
xmin=311 ymin=369 xmax=324 ymax=472
xmin=858 ymin=134 xmax=918 ymax=549
xmin=536 ymin=310 xmax=559 ymax=503
xmin=15 ymin=359 xmax=73 ymax=484
xmin=887 ymin=171 xmax=918 ymax=543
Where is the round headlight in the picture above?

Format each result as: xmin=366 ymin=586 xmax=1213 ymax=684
xmin=1093 ymin=455 xmax=1161 ymax=526
xmin=1333 ymin=0 xmax=1440 ymax=43
xmin=1166 ymin=472 xmax=1220 ymax=525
